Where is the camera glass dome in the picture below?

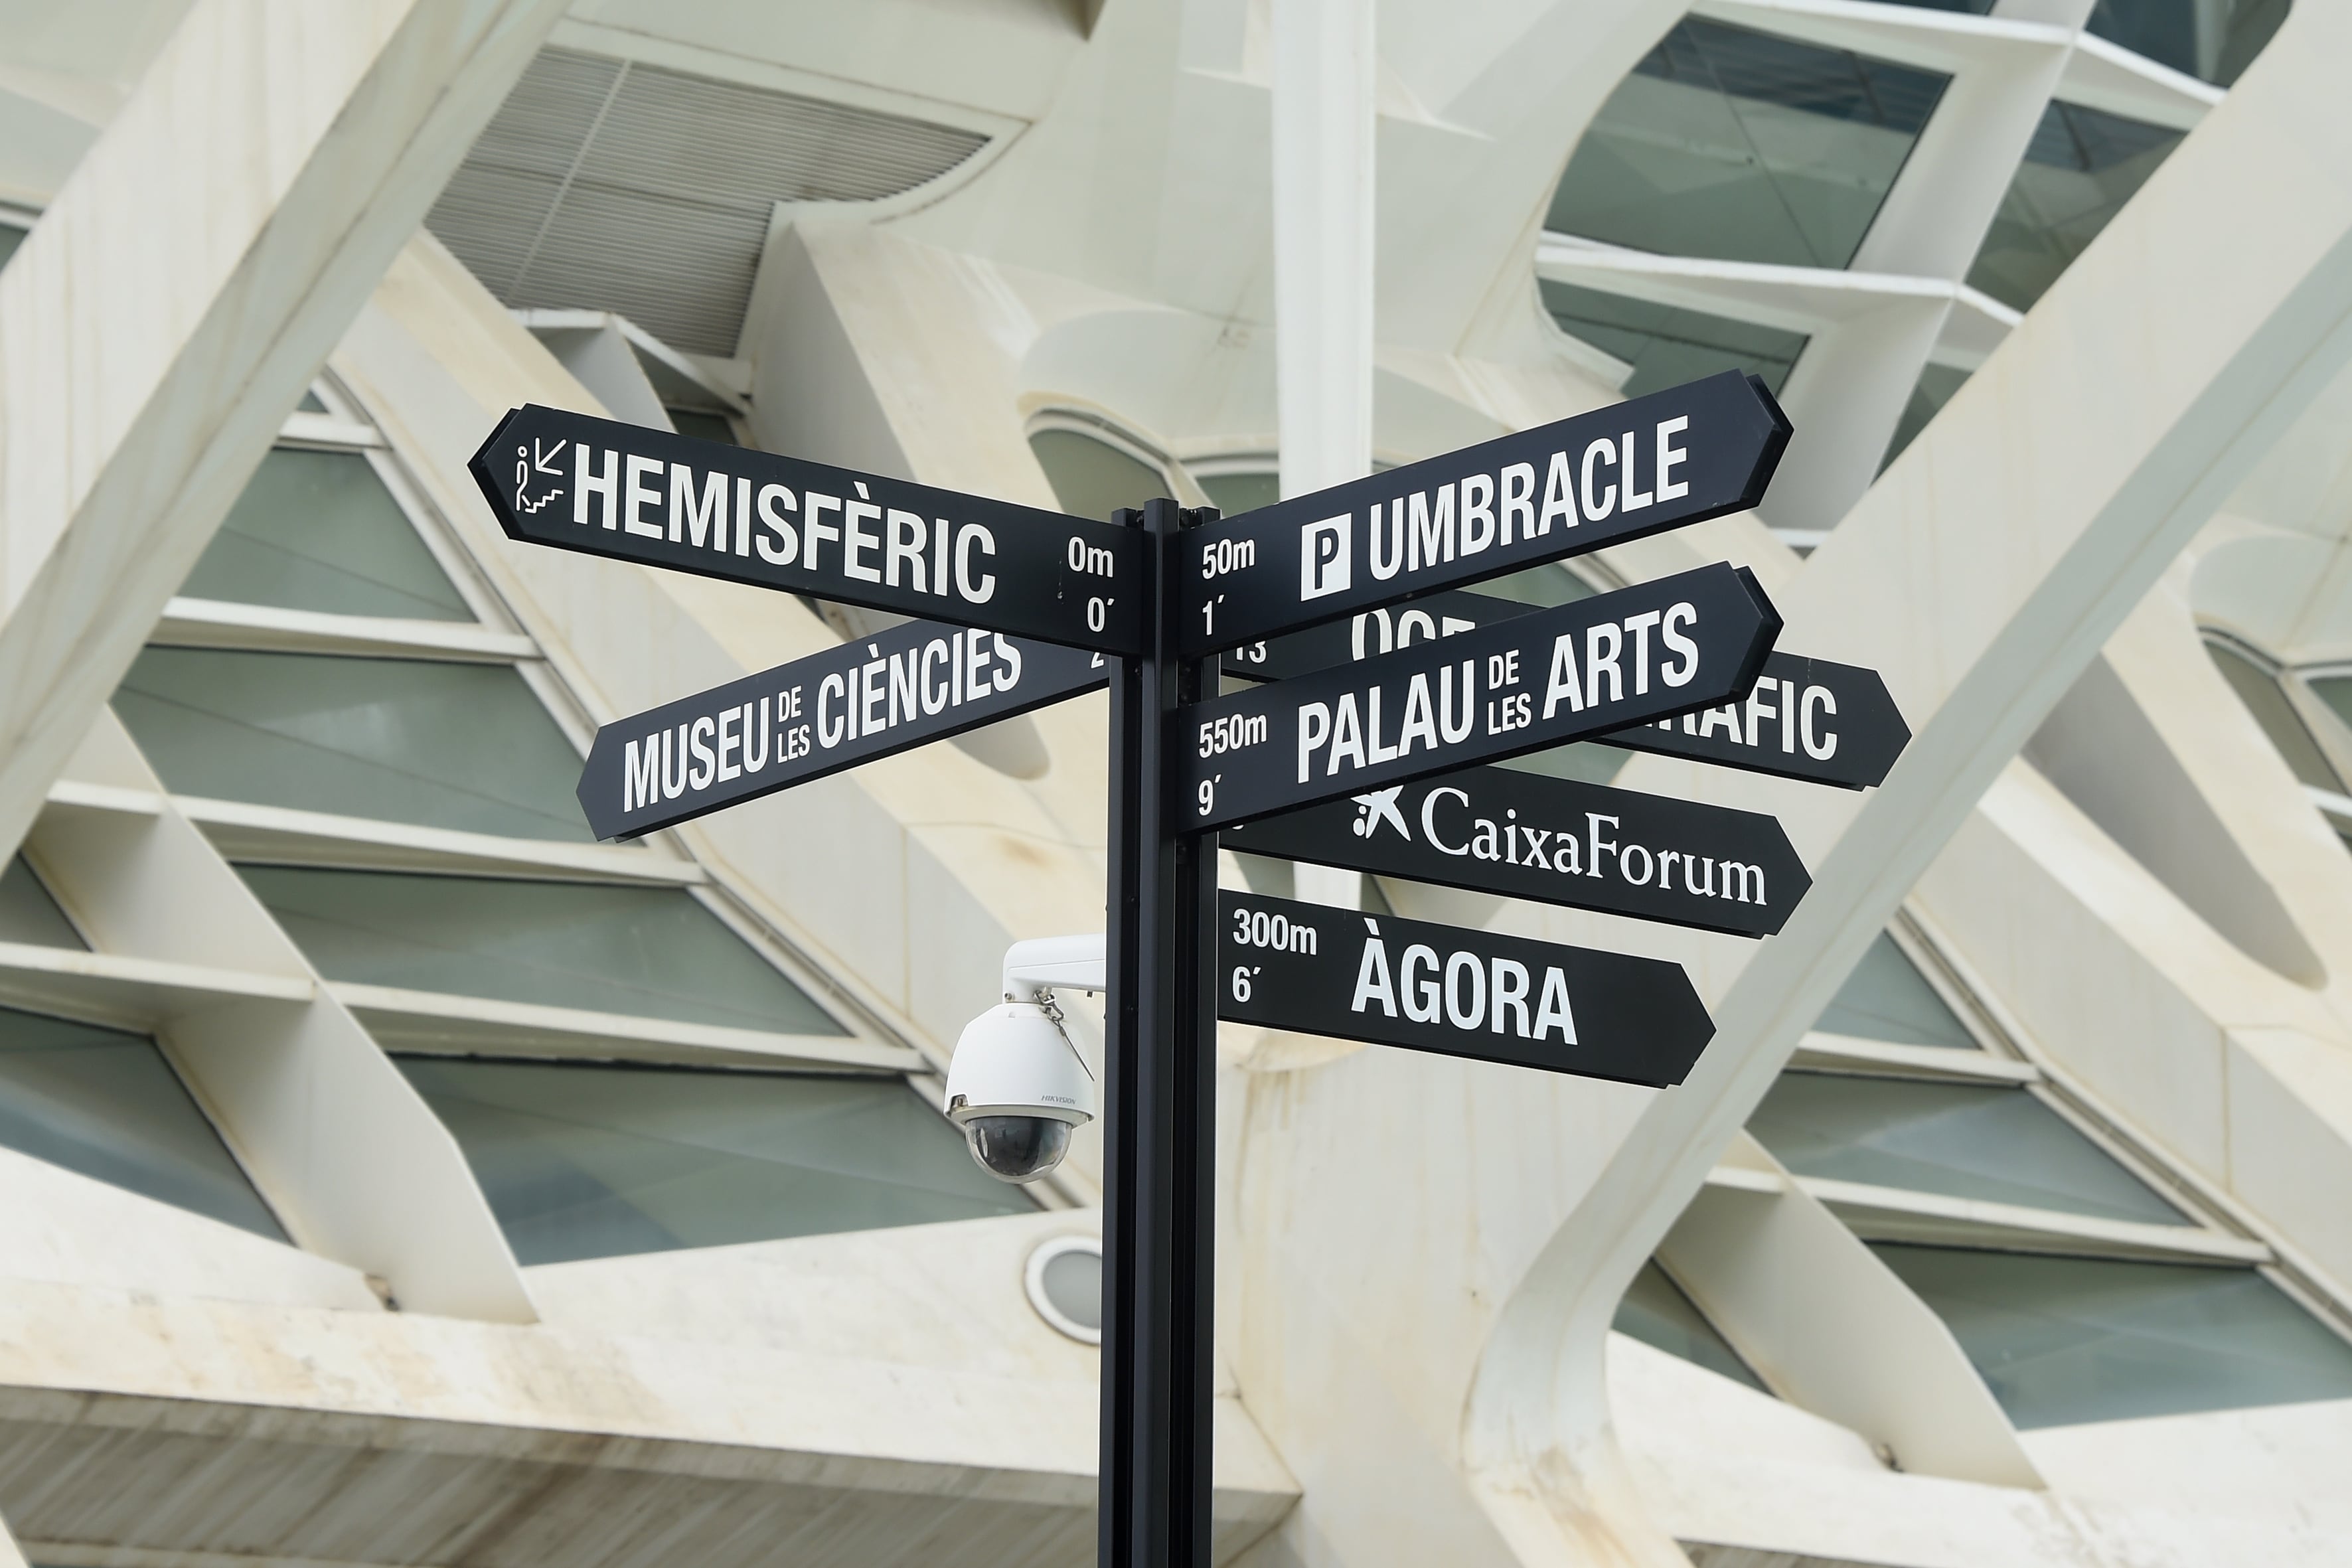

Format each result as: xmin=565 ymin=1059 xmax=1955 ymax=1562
xmin=965 ymin=1114 xmax=1073 ymax=1184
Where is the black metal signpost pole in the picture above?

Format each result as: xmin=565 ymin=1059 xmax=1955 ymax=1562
xmin=1101 ymin=497 xmax=1217 ymax=1568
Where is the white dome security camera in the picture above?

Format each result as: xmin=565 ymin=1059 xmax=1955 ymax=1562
xmin=945 ymin=999 xmax=1097 ymax=1183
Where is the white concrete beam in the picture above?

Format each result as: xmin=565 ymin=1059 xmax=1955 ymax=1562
xmin=0 ymin=0 xmax=569 ymax=866
xmin=1468 ymin=0 xmax=2352 ymax=1548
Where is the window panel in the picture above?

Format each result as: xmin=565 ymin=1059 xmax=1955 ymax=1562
xmin=398 ymin=1058 xmax=1030 ymax=1264
xmin=2086 ymin=0 xmax=2289 ymax=87
xmin=666 ymin=408 xmax=738 ymax=446
xmin=1875 ymin=1245 xmax=2352 ymax=1428
xmin=1028 ymin=428 xmax=1171 ymax=523
xmin=240 ymin=868 xmax=845 ymax=1036
xmin=1815 ymin=931 xmax=1978 ymax=1048
xmin=179 ymin=447 xmax=473 ymax=622
xmin=1540 ymin=282 xmax=1806 ymax=400
xmin=2205 ymin=641 xmax=2342 ymax=792
xmin=1194 ymin=469 xmax=1280 ymax=518
xmin=0 ymin=1007 xmax=282 ymax=1239
xmin=0 ymin=223 xmax=26 ymax=273
xmin=0 ymin=858 xmax=82 ymax=949
xmin=116 ymin=648 xmax=594 ymax=842
xmin=1751 ymin=1072 xmax=2190 ymax=1225
xmin=1548 ymin=19 xmax=1949 ymax=270
xmin=1966 ymin=103 xmax=2183 ymax=313
xmin=1615 ymin=1259 xmax=1770 ymax=1391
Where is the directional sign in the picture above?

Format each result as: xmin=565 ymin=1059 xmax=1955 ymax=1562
xmin=1222 ymin=766 xmax=1809 ymax=937
xmin=577 ymin=619 xmax=1106 ymax=839
xmin=1178 ymin=370 xmax=1788 ymax=657
xmin=1176 ymin=562 xmax=1780 ymax=832
xmin=470 ymin=404 xmax=1146 ymax=657
xmin=1217 ymin=894 xmax=1714 ymax=1086
xmin=1224 ymin=588 xmax=1907 ymax=789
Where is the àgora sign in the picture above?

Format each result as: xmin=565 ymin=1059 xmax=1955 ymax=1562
xmin=1217 ymin=894 xmax=1715 ymax=1086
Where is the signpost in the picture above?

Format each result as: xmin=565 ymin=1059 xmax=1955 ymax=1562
xmin=1221 ymin=767 xmax=1809 ymax=937
xmin=1177 ymin=370 xmax=1788 ymax=657
xmin=1226 ymin=586 xmax=1911 ymax=789
xmin=467 ymin=368 xmax=1907 ymax=1568
xmin=575 ymin=619 xmax=1107 ymax=840
xmin=1177 ymin=562 xmax=1780 ymax=830
xmin=1219 ymin=894 xmax=1715 ymax=1085
xmin=470 ymin=404 xmax=1146 ymax=655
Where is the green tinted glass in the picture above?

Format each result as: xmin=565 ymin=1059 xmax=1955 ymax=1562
xmin=1615 ymin=1259 xmax=1769 ymax=1391
xmin=1549 ymin=19 xmax=1948 ymax=269
xmin=2206 ymin=642 xmax=2341 ymax=792
xmin=1876 ymin=1245 xmax=2352 ymax=1428
xmin=398 ymin=1057 xmax=1030 ymax=1263
xmin=240 ymin=868 xmax=844 ymax=1036
xmin=1882 ymin=362 xmax=1971 ymax=470
xmin=116 ymin=647 xmax=593 ymax=841
xmin=0 ymin=224 xmax=24 ymax=273
xmin=0 ymin=858 xmax=82 ymax=949
xmin=1029 ymin=429 xmax=1169 ymax=523
xmin=666 ymin=409 xmax=738 ymax=446
xmin=1751 ymin=1073 xmax=2188 ymax=1224
xmin=179 ymin=447 xmax=472 ymax=621
xmin=1816 ymin=931 xmax=1977 ymax=1048
xmin=2086 ymin=0 xmax=2288 ymax=86
xmin=1194 ymin=469 xmax=1281 ymax=518
xmin=1541 ymin=281 xmax=1805 ymax=399
xmin=0 ymin=1007 xmax=281 ymax=1238
xmin=1966 ymin=103 xmax=2183 ymax=313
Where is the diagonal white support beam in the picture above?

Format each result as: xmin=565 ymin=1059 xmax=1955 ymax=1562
xmin=0 ymin=0 xmax=569 ymax=866
xmin=1466 ymin=1 xmax=2352 ymax=1546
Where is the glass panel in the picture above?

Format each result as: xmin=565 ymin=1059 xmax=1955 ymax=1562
xmin=2304 ymin=673 xmax=2352 ymax=735
xmin=1615 ymin=1259 xmax=1770 ymax=1391
xmin=1751 ymin=1073 xmax=2190 ymax=1224
xmin=0 ymin=1006 xmax=282 ymax=1238
xmin=1966 ymin=103 xmax=2184 ymax=313
xmin=1541 ymin=281 xmax=1806 ymax=399
xmin=179 ymin=448 xmax=473 ymax=621
xmin=1194 ymin=469 xmax=1281 ymax=518
xmin=2086 ymin=0 xmax=2289 ymax=87
xmin=2206 ymin=641 xmax=2341 ymax=791
xmin=116 ymin=648 xmax=593 ymax=842
xmin=1547 ymin=19 xmax=1949 ymax=269
xmin=666 ymin=408 xmax=738 ymax=446
xmin=1029 ymin=428 xmax=1171 ymax=523
xmin=1816 ymin=931 xmax=1978 ymax=1048
xmin=397 ymin=1058 xmax=1030 ymax=1264
xmin=0 ymin=224 xmax=24 ymax=273
xmin=0 ymin=858 xmax=82 ymax=949
xmin=1881 ymin=362 xmax=1972 ymax=469
xmin=241 ymin=868 xmax=846 ymax=1036
xmin=1875 ymin=1245 xmax=2352 ymax=1428
xmin=296 ymin=389 xmax=328 ymax=414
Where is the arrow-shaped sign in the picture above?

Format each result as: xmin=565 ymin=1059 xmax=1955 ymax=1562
xmin=1178 ymin=370 xmax=1788 ymax=657
xmin=576 ymin=619 xmax=1107 ymax=840
xmin=1218 ymin=893 xmax=1715 ymax=1086
xmin=1224 ymin=586 xmax=1907 ymax=790
xmin=1175 ymin=562 xmax=1780 ymax=832
xmin=469 ymin=404 xmax=1146 ymax=657
xmin=1223 ymin=765 xmax=1810 ymax=937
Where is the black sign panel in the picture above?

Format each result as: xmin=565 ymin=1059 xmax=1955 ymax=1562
xmin=470 ymin=404 xmax=1145 ymax=657
xmin=1175 ymin=563 xmax=1779 ymax=832
xmin=1177 ymin=371 xmax=1788 ymax=657
xmin=1223 ymin=766 xmax=1809 ymax=937
xmin=576 ymin=620 xmax=1106 ymax=839
xmin=1224 ymin=588 xmax=1907 ymax=790
xmin=1217 ymin=894 xmax=1713 ymax=1086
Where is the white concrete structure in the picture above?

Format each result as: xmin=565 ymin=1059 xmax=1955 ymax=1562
xmin=0 ymin=1 xmax=2348 ymax=1565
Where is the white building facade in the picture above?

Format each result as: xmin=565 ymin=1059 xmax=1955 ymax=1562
xmin=0 ymin=0 xmax=2350 ymax=1563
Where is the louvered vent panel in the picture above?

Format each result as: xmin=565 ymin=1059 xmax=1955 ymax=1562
xmin=427 ymin=47 xmax=988 ymax=356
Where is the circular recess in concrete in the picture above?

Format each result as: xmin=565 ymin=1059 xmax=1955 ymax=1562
xmin=1025 ymin=1233 xmax=1103 ymax=1344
